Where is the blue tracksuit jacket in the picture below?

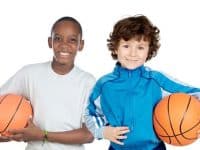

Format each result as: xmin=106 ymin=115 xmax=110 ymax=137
xmin=85 ymin=63 xmax=200 ymax=150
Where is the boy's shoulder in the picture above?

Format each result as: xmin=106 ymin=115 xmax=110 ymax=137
xmin=21 ymin=61 xmax=50 ymax=71
xmin=142 ymin=66 xmax=166 ymax=79
xmin=96 ymin=72 xmax=118 ymax=86
xmin=74 ymin=66 xmax=96 ymax=83
xmin=90 ymin=72 xmax=118 ymax=94
xmin=15 ymin=61 xmax=50 ymax=75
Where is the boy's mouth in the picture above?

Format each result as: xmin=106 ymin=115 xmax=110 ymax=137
xmin=59 ymin=52 xmax=70 ymax=56
xmin=125 ymin=58 xmax=138 ymax=61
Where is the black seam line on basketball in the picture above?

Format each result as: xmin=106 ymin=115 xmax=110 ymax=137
xmin=158 ymin=117 xmax=200 ymax=138
xmin=179 ymin=96 xmax=192 ymax=139
xmin=158 ymin=117 xmax=200 ymax=137
xmin=153 ymin=110 xmax=171 ymax=144
xmin=1 ymin=96 xmax=24 ymax=133
xmin=0 ymin=94 xmax=9 ymax=104
xmin=0 ymin=94 xmax=10 ymax=133
xmin=180 ymin=96 xmax=198 ymax=140
xmin=158 ymin=95 xmax=200 ymax=138
xmin=168 ymin=95 xmax=182 ymax=145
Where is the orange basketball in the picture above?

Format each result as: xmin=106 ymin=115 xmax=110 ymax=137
xmin=0 ymin=94 xmax=32 ymax=136
xmin=153 ymin=93 xmax=200 ymax=146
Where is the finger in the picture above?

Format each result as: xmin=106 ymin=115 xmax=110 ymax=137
xmin=10 ymin=134 xmax=24 ymax=141
xmin=116 ymin=135 xmax=127 ymax=140
xmin=0 ymin=138 xmax=10 ymax=142
xmin=25 ymin=116 xmax=33 ymax=127
xmin=8 ymin=129 xmax=24 ymax=135
xmin=112 ymin=139 xmax=124 ymax=145
xmin=118 ymin=129 xmax=130 ymax=135
xmin=0 ymin=135 xmax=10 ymax=141
xmin=116 ymin=126 xmax=129 ymax=131
xmin=0 ymin=136 xmax=8 ymax=140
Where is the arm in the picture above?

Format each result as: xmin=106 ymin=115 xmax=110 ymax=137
xmin=84 ymin=84 xmax=129 ymax=145
xmin=84 ymin=84 xmax=107 ymax=139
xmin=151 ymin=71 xmax=200 ymax=99
xmin=9 ymin=119 xmax=93 ymax=144
xmin=48 ymin=124 xmax=93 ymax=144
xmin=46 ymin=124 xmax=93 ymax=144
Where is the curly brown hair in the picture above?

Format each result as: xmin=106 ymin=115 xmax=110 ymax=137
xmin=107 ymin=15 xmax=160 ymax=61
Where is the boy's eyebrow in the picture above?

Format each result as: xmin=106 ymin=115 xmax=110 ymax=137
xmin=53 ymin=33 xmax=79 ymax=37
xmin=52 ymin=33 xmax=61 ymax=37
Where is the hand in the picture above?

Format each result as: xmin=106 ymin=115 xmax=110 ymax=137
xmin=0 ymin=134 xmax=11 ymax=142
xmin=103 ymin=126 xmax=130 ymax=145
xmin=8 ymin=118 xmax=44 ymax=142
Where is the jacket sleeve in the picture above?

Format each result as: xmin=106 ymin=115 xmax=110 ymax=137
xmin=151 ymin=71 xmax=200 ymax=99
xmin=84 ymin=82 xmax=108 ymax=139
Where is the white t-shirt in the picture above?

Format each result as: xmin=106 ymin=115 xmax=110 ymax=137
xmin=0 ymin=61 xmax=96 ymax=150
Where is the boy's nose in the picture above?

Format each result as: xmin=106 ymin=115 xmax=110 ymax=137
xmin=61 ymin=41 xmax=71 ymax=48
xmin=130 ymin=48 xmax=137 ymax=56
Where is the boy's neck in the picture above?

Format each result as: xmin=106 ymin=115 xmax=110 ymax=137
xmin=51 ymin=61 xmax=74 ymax=75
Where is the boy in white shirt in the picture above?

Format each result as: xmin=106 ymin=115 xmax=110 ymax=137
xmin=0 ymin=16 xmax=95 ymax=150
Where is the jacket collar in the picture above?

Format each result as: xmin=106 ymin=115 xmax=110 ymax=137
xmin=113 ymin=62 xmax=144 ymax=78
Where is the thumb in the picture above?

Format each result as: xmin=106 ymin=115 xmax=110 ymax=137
xmin=26 ymin=116 xmax=34 ymax=127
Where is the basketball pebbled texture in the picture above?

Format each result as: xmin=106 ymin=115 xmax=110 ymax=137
xmin=153 ymin=93 xmax=200 ymax=146
xmin=0 ymin=94 xmax=32 ymax=136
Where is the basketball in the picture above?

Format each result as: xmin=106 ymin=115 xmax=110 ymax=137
xmin=0 ymin=94 xmax=32 ymax=136
xmin=153 ymin=93 xmax=200 ymax=146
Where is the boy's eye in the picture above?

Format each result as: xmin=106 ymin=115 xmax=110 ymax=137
xmin=138 ymin=46 xmax=144 ymax=50
xmin=122 ymin=45 xmax=129 ymax=48
xmin=70 ymin=38 xmax=78 ymax=43
xmin=54 ymin=36 xmax=62 ymax=41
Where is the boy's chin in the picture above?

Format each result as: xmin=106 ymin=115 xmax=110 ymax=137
xmin=124 ymin=65 xmax=141 ymax=70
xmin=54 ymin=59 xmax=73 ymax=66
xmin=127 ymin=67 xmax=137 ymax=70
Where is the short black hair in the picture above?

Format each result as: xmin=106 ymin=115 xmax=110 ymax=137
xmin=50 ymin=16 xmax=82 ymax=37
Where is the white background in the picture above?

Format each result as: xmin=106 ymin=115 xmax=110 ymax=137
xmin=0 ymin=0 xmax=200 ymax=149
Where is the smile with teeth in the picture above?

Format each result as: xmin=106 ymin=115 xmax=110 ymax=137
xmin=59 ymin=52 xmax=71 ymax=57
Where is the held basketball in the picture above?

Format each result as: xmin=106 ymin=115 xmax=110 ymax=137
xmin=0 ymin=94 xmax=32 ymax=136
xmin=153 ymin=93 xmax=200 ymax=146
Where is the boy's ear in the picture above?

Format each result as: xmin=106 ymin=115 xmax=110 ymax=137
xmin=79 ymin=40 xmax=84 ymax=51
xmin=48 ymin=37 xmax=52 ymax=48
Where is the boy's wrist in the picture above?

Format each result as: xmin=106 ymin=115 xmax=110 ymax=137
xmin=42 ymin=130 xmax=48 ymax=142
xmin=95 ymin=127 xmax=104 ymax=139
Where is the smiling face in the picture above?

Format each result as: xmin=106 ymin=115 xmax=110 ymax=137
xmin=48 ymin=20 xmax=84 ymax=66
xmin=116 ymin=37 xmax=149 ymax=69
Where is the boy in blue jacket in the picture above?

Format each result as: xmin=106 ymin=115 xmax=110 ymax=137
xmin=85 ymin=15 xmax=200 ymax=150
